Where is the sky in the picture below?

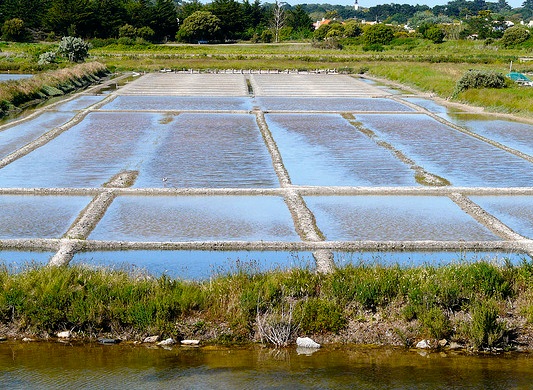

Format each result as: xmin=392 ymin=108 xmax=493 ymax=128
xmin=290 ymin=0 xmax=525 ymax=9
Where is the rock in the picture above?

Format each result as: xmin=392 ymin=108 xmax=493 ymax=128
xmin=438 ymin=339 xmax=448 ymax=347
xmin=181 ymin=339 xmax=200 ymax=346
xmin=448 ymin=342 xmax=464 ymax=350
xmin=416 ymin=340 xmax=431 ymax=349
xmin=157 ymin=338 xmax=176 ymax=346
xmin=57 ymin=331 xmax=72 ymax=339
xmin=22 ymin=337 xmax=34 ymax=342
xmin=143 ymin=335 xmax=160 ymax=343
xmin=296 ymin=337 xmax=320 ymax=349
xmin=98 ymin=338 xmax=121 ymax=345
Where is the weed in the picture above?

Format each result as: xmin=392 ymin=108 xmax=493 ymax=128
xmin=467 ymin=300 xmax=506 ymax=350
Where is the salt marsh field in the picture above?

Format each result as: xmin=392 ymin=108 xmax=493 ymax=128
xmin=0 ymin=73 xmax=532 ymax=278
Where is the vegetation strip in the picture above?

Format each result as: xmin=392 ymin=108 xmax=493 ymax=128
xmin=3 ymin=261 xmax=533 ymax=352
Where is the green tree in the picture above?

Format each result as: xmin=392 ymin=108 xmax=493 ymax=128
xmin=119 ymin=24 xmax=137 ymax=38
xmin=424 ymin=25 xmax=445 ymax=43
xmin=209 ymin=0 xmax=244 ymax=40
xmin=343 ymin=19 xmax=362 ymax=37
xmin=1 ymin=18 xmax=27 ymax=41
xmin=90 ymin=0 xmax=128 ymax=38
xmin=0 ymin=0 xmax=49 ymax=29
xmin=286 ymin=5 xmax=313 ymax=34
xmin=152 ymin=0 xmax=178 ymax=42
xmin=363 ymin=23 xmax=394 ymax=45
xmin=44 ymin=0 xmax=92 ymax=36
xmin=500 ymin=25 xmax=531 ymax=46
xmin=178 ymin=0 xmax=205 ymax=23
xmin=176 ymin=10 xmax=220 ymax=42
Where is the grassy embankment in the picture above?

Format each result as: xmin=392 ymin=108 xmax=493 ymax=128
xmin=2 ymin=260 xmax=533 ymax=351
xmin=0 ymin=61 xmax=109 ymax=117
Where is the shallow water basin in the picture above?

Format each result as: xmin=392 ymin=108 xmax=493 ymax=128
xmin=133 ymin=113 xmax=278 ymax=188
xmin=449 ymin=114 xmax=533 ymax=156
xmin=0 ymin=195 xmax=90 ymax=239
xmin=266 ymin=114 xmax=417 ymax=186
xmin=255 ymin=97 xmax=414 ymax=112
xmin=305 ymin=196 xmax=500 ymax=241
xmin=469 ymin=196 xmax=533 ymax=239
xmin=0 ymin=251 xmax=53 ymax=269
xmin=334 ymin=250 xmax=529 ymax=268
xmin=72 ymin=250 xmax=314 ymax=280
xmin=102 ymin=96 xmax=253 ymax=111
xmin=0 ymin=112 xmax=166 ymax=187
xmin=356 ymin=114 xmax=533 ymax=187
xmin=89 ymin=195 xmax=299 ymax=242
xmin=52 ymin=95 xmax=107 ymax=111
xmin=0 ymin=112 xmax=75 ymax=158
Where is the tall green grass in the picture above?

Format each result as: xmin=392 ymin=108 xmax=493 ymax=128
xmin=1 ymin=259 xmax=531 ymax=350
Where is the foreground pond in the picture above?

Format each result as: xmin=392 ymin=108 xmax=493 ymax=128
xmin=1 ymin=342 xmax=533 ymax=389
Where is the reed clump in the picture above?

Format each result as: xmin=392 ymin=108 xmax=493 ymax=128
xmin=0 ymin=61 xmax=109 ymax=116
xmin=1 ymin=258 xmax=532 ymax=351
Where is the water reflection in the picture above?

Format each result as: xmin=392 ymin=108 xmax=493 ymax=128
xmin=305 ymin=196 xmax=499 ymax=241
xmin=256 ymin=97 xmax=413 ymax=112
xmin=266 ymin=114 xmax=417 ymax=186
xmin=0 ymin=195 xmax=91 ymax=239
xmin=1 ymin=343 xmax=533 ymax=389
xmin=72 ymin=251 xmax=314 ymax=280
xmin=89 ymin=196 xmax=299 ymax=242
xmin=357 ymin=114 xmax=533 ymax=187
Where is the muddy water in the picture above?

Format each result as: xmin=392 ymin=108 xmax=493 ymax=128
xmin=1 ymin=342 xmax=533 ymax=389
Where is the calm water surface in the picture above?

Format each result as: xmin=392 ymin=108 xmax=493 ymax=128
xmin=89 ymin=196 xmax=298 ymax=242
xmin=1 ymin=343 xmax=533 ymax=389
xmin=266 ymin=114 xmax=417 ymax=186
xmin=305 ymin=196 xmax=499 ymax=241
xmin=357 ymin=114 xmax=533 ymax=187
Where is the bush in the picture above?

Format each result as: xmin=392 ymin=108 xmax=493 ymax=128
xmin=500 ymin=26 xmax=530 ymax=47
xmin=297 ymin=298 xmax=346 ymax=334
xmin=119 ymin=24 xmax=137 ymax=38
xmin=38 ymin=51 xmax=57 ymax=66
xmin=2 ymin=18 xmax=27 ymax=42
xmin=137 ymin=26 xmax=155 ymax=42
xmin=452 ymin=70 xmax=507 ymax=97
xmin=261 ymin=30 xmax=273 ymax=43
xmin=58 ymin=36 xmax=90 ymax=63
xmin=425 ymin=26 xmax=445 ymax=44
xmin=467 ymin=300 xmax=506 ymax=349
xmin=363 ymin=24 xmax=395 ymax=45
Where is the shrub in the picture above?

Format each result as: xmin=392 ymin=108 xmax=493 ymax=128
xmin=419 ymin=307 xmax=451 ymax=339
xmin=500 ymin=26 xmax=530 ymax=47
xmin=2 ymin=18 xmax=26 ymax=42
xmin=424 ymin=26 xmax=445 ymax=44
xmin=119 ymin=24 xmax=137 ymax=38
xmin=38 ymin=51 xmax=57 ymax=66
xmin=137 ymin=26 xmax=155 ymax=42
xmin=363 ymin=24 xmax=394 ymax=45
xmin=58 ymin=36 xmax=90 ymax=63
xmin=298 ymin=298 xmax=346 ymax=334
xmin=467 ymin=300 xmax=506 ymax=349
xmin=452 ymin=70 xmax=507 ymax=97
xmin=261 ymin=30 xmax=273 ymax=43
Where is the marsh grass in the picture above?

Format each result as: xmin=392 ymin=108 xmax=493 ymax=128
xmin=0 ymin=259 xmax=529 ymax=350
xmin=0 ymin=61 xmax=108 ymax=116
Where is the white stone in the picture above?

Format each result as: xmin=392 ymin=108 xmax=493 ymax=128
xmin=157 ymin=338 xmax=176 ymax=346
xmin=57 ymin=331 xmax=72 ymax=339
xmin=143 ymin=335 xmax=159 ymax=343
xmin=296 ymin=337 xmax=320 ymax=349
xmin=416 ymin=340 xmax=430 ymax=349
xmin=22 ymin=337 xmax=34 ymax=342
xmin=181 ymin=339 xmax=200 ymax=345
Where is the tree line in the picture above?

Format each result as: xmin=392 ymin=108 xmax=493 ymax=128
xmin=1 ymin=0 xmax=532 ymax=44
